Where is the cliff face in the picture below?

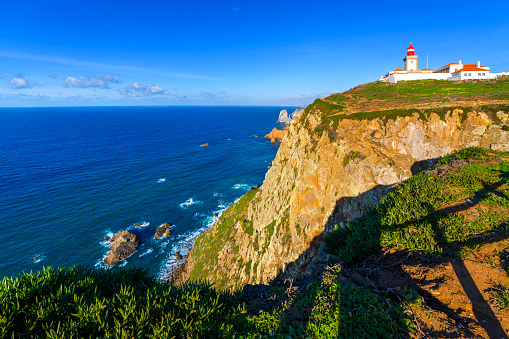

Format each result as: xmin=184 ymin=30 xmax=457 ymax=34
xmin=184 ymin=80 xmax=509 ymax=290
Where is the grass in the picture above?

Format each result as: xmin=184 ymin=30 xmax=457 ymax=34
xmin=297 ymin=78 xmax=509 ymax=138
xmin=490 ymin=286 xmax=509 ymax=309
xmin=324 ymin=147 xmax=509 ymax=265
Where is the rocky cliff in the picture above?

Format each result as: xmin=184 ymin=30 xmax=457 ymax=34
xmin=183 ymin=78 xmax=509 ymax=290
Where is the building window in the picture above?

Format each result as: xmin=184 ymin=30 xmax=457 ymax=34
xmin=482 ymin=73 xmax=485 ymax=76
xmin=469 ymin=73 xmax=472 ymax=76
xmin=478 ymin=73 xmax=481 ymax=76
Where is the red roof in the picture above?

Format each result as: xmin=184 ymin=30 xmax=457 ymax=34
xmin=421 ymin=68 xmax=433 ymax=71
xmin=438 ymin=62 xmax=459 ymax=69
xmin=393 ymin=68 xmax=404 ymax=72
xmin=452 ymin=64 xmax=489 ymax=74
xmin=407 ymin=44 xmax=414 ymax=50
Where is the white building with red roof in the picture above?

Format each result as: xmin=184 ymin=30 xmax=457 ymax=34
xmin=380 ymin=44 xmax=507 ymax=83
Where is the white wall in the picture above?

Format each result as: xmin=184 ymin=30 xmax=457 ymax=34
xmin=387 ymin=72 xmax=451 ymax=83
xmin=453 ymin=71 xmax=495 ymax=81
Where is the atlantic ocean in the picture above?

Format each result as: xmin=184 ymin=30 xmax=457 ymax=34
xmin=0 ymin=106 xmax=293 ymax=279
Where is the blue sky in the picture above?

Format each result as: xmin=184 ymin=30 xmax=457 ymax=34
xmin=1 ymin=0 xmax=508 ymax=107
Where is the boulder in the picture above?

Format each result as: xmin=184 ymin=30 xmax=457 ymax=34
xmin=132 ymin=223 xmax=143 ymax=227
xmin=201 ymin=143 xmax=210 ymax=147
xmin=104 ymin=230 xmax=140 ymax=265
xmin=154 ymin=223 xmax=172 ymax=239
xmin=165 ymin=229 xmax=171 ymax=237
xmin=213 ymin=212 xmax=219 ymax=217
xmin=104 ymin=236 xmax=110 ymax=241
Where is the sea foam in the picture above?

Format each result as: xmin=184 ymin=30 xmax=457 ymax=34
xmin=179 ymin=198 xmax=200 ymax=209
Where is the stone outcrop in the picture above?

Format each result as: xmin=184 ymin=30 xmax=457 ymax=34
xmin=201 ymin=143 xmax=210 ymax=147
xmin=277 ymin=109 xmax=305 ymax=124
xmin=182 ymin=106 xmax=509 ymax=290
xmin=104 ymin=230 xmax=140 ymax=265
xmin=276 ymin=109 xmax=292 ymax=123
xmin=154 ymin=223 xmax=172 ymax=239
xmin=264 ymin=128 xmax=286 ymax=143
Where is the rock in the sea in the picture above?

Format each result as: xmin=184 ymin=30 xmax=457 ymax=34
xmin=213 ymin=212 xmax=219 ymax=217
xmin=276 ymin=109 xmax=292 ymax=123
xmin=201 ymin=143 xmax=210 ymax=147
xmin=165 ymin=229 xmax=171 ymax=237
xmin=104 ymin=230 xmax=140 ymax=265
xmin=104 ymin=236 xmax=110 ymax=241
xmin=291 ymin=108 xmax=304 ymax=120
xmin=154 ymin=223 xmax=172 ymax=239
xmin=176 ymin=251 xmax=183 ymax=261
xmin=132 ymin=223 xmax=143 ymax=227
xmin=264 ymin=127 xmax=286 ymax=143
xmin=277 ymin=109 xmax=304 ymax=124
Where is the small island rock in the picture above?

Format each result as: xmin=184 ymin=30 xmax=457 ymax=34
xmin=104 ymin=230 xmax=140 ymax=265
xmin=165 ymin=229 xmax=171 ymax=237
xmin=200 ymin=143 xmax=210 ymax=147
xmin=264 ymin=128 xmax=286 ymax=143
xmin=104 ymin=236 xmax=110 ymax=241
xmin=276 ymin=109 xmax=292 ymax=123
xmin=154 ymin=223 xmax=172 ymax=239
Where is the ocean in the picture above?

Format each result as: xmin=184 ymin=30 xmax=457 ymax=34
xmin=0 ymin=106 xmax=291 ymax=280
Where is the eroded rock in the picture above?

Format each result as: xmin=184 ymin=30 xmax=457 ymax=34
xmin=154 ymin=223 xmax=172 ymax=239
xmin=104 ymin=230 xmax=140 ymax=265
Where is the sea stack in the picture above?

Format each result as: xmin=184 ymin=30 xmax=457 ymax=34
xmin=104 ymin=230 xmax=140 ymax=265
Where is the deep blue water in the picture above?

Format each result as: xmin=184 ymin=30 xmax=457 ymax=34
xmin=0 ymin=106 xmax=289 ymax=279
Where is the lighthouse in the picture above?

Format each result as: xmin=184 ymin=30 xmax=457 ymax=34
xmin=403 ymin=44 xmax=418 ymax=71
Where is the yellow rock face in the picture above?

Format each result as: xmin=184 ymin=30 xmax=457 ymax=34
xmin=185 ymin=106 xmax=509 ymax=290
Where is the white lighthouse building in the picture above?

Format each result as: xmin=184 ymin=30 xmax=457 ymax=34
xmin=403 ymin=44 xmax=418 ymax=71
xmin=379 ymin=44 xmax=507 ymax=83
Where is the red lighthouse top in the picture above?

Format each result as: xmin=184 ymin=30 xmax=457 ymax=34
xmin=407 ymin=44 xmax=415 ymax=56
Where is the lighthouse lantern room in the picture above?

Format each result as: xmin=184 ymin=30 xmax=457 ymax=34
xmin=403 ymin=44 xmax=418 ymax=71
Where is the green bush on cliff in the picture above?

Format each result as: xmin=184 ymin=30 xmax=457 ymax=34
xmin=325 ymin=147 xmax=509 ymax=265
xmin=306 ymin=281 xmax=411 ymax=338
xmin=0 ymin=266 xmax=248 ymax=338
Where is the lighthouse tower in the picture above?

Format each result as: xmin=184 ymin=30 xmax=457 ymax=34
xmin=403 ymin=44 xmax=418 ymax=71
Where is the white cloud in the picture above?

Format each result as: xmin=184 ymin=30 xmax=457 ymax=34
xmin=95 ymin=74 xmax=120 ymax=83
xmin=193 ymin=91 xmax=228 ymax=100
xmin=118 ymin=82 xmax=170 ymax=97
xmin=62 ymin=74 xmax=120 ymax=89
xmin=277 ymin=91 xmax=337 ymax=101
xmin=0 ymin=74 xmax=4 ymax=79
xmin=0 ymin=50 xmax=221 ymax=81
xmin=9 ymin=74 xmax=37 ymax=89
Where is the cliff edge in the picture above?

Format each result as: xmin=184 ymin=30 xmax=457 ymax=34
xmin=183 ymin=78 xmax=509 ymax=291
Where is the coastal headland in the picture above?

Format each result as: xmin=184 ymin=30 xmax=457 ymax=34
xmin=5 ymin=78 xmax=509 ymax=337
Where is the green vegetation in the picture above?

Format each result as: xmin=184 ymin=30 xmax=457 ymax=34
xmin=325 ymin=147 xmax=509 ymax=265
xmin=326 ymin=78 xmax=509 ymax=112
xmin=342 ymin=151 xmax=360 ymax=167
xmin=0 ymin=266 xmax=247 ymax=338
xmin=491 ymin=286 xmax=509 ymax=309
xmin=1 ymin=266 xmax=413 ymax=339
xmin=306 ymin=282 xmax=411 ymax=338
xmin=189 ymin=189 xmax=258 ymax=288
